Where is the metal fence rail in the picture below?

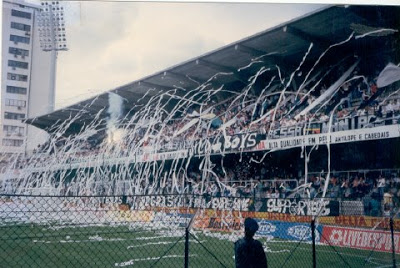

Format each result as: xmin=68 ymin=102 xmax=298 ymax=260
xmin=0 ymin=194 xmax=398 ymax=267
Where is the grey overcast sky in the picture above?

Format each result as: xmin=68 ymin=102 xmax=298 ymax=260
xmin=52 ymin=2 xmax=327 ymax=108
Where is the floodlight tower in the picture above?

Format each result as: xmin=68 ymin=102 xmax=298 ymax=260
xmin=36 ymin=1 xmax=67 ymax=112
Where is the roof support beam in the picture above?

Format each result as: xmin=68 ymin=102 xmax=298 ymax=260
xmin=168 ymin=70 xmax=226 ymax=91
xmin=235 ymin=44 xmax=269 ymax=59
xmin=196 ymin=59 xmax=235 ymax=73
xmin=161 ymin=71 xmax=203 ymax=88
xmin=116 ymin=88 xmax=145 ymax=100
xmin=139 ymin=81 xmax=174 ymax=92
xmin=234 ymin=44 xmax=293 ymax=74
xmin=286 ymin=26 xmax=331 ymax=49
xmin=196 ymin=59 xmax=250 ymax=85
xmin=76 ymin=102 xmax=108 ymax=111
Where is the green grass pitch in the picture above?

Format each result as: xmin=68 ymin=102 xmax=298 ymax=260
xmin=0 ymin=224 xmax=397 ymax=268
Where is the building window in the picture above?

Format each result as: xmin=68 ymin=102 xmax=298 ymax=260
xmin=11 ymin=9 xmax=31 ymax=19
xmin=5 ymin=99 xmax=26 ymax=108
xmin=6 ymin=86 xmax=27 ymax=95
xmin=4 ymin=112 xmax=25 ymax=120
xmin=10 ymin=35 xmax=30 ymax=44
xmin=3 ymin=125 xmax=24 ymax=136
xmin=2 ymin=139 xmax=23 ymax=147
xmin=8 ymin=60 xmax=28 ymax=70
xmin=10 ymin=22 xmax=31 ymax=32
xmin=7 ymin=73 xmax=28 ymax=82
xmin=9 ymin=47 xmax=29 ymax=57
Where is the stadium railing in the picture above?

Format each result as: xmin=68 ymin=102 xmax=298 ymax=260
xmin=0 ymin=194 xmax=398 ymax=267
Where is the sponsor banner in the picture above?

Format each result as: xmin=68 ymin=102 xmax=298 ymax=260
xmin=197 ymin=215 xmax=320 ymax=242
xmin=107 ymin=210 xmax=154 ymax=223
xmin=128 ymin=196 xmax=251 ymax=211
xmin=204 ymin=217 xmax=242 ymax=231
xmin=189 ymin=209 xmax=312 ymax=223
xmin=320 ymin=216 xmax=400 ymax=231
xmin=254 ymin=124 xmax=399 ymax=151
xmin=257 ymin=220 xmax=322 ymax=242
xmin=265 ymin=199 xmax=339 ymax=216
xmin=152 ymin=211 xmax=192 ymax=228
xmin=192 ymin=210 xmax=313 ymax=229
xmin=321 ymin=226 xmax=400 ymax=254
xmin=254 ymin=212 xmax=312 ymax=223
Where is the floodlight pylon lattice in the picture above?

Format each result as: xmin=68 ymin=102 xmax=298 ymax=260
xmin=37 ymin=1 xmax=68 ymax=52
xmin=36 ymin=1 xmax=68 ymax=113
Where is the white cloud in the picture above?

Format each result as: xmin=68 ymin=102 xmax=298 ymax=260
xmin=55 ymin=2 xmax=324 ymax=108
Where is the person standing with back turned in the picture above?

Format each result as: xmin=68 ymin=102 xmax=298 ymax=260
xmin=234 ymin=217 xmax=268 ymax=268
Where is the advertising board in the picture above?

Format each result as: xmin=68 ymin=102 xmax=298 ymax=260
xmin=321 ymin=226 xmax=400 ymax=254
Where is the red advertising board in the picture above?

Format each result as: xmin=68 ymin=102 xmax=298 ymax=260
xmin=321 ymin=226 xmax=400 ymax=254
xmin=320 ymin=216 xmax=400 ymax=231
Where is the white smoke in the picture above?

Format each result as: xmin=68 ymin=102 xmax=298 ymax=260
xmin=107 ymin=92 xmax=125 ymax=144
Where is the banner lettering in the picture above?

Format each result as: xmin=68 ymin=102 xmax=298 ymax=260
xmin=321 ymin=226 xmax=400 ymax=253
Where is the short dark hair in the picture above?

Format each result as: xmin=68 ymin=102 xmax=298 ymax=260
xmin=244 ymin=217 xmax=259 ymax=237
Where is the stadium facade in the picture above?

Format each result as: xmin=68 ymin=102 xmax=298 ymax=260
xmin=3 ymin=5 xmax=400 ymax=199
xmin=1 ymin=5 xmax=400 ymax=266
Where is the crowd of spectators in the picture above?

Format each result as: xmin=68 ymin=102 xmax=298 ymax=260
xmin=176 ymin=167 xmax=400 ymax=216
xmin=2 ymin=61 xmax=400 ymax=219
xmin=137 ymin=64 xmax=400 ymax=152
xmin=17 ymin=61 xmax=400 ymax=167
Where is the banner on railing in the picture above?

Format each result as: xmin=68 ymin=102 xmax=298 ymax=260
xmin=128 ymin=196 xmax=251 ymax=211
xmin=321 ymin=225 xmax=400 ymax=254
xmin=264 ymin=199 xmax=339 ymax=216
xmin=127 ymin=196 xmax=339 ymax=216
xmin=132 ymin=125 xmax=400 ymax=162
xmin=189 ymin=132 xmax=264 ymax=156
xmin=254 ymin=124 xmax=399 ymax=151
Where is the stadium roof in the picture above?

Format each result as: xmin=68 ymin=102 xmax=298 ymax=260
xmin=26 ymin=5 xmax=400 ymax=135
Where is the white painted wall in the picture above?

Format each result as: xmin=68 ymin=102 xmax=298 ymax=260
xmin=1 ymin=0 xmax=53 ymax=155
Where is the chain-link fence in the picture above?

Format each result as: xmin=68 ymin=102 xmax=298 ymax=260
xmin=0 ymin=194 xmax=398 ymax=267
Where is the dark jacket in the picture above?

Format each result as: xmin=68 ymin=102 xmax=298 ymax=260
xmin=234 ymin=237 xmax=268 ymax=268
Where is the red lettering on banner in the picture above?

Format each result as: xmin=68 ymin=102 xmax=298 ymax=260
xmin=321 ymin=226 xmax=400 ymax=254
xmin=321 ymin=216 xmax=400 ymax=231
xmin=358 ymin=216 xmax=366 ymax=227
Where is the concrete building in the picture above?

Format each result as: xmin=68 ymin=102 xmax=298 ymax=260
xmin=1 ymin=0 xmax=55 ymax=156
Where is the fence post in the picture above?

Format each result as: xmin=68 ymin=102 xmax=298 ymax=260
xmin=185 ymin=227 xmax=189 ymax=268
xmin=390 ymin=217 xmax=396 ymax=268
xmin=311 ymin=219 xmax=316 ymax=268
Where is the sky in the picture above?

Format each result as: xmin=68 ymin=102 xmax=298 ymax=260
xmin=50 ymin=2 xmax=328 ymax=108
